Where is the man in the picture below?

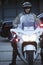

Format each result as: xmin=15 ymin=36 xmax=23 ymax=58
xmin=9 ymin=2 xmax=39 ymax=65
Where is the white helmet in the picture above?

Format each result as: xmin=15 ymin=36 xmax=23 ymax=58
xmin=22 ymin=2 xmax=32 ymax=8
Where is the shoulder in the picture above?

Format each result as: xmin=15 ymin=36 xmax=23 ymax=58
xmin=31 ymin=13 xmax=36 ymax=17
xmin=30 ymin=13 xmax=37 ymax=20
xmin=31 ymin=13 xmax=40 ymax=21
xmin=18 ymin=12 xmax=24 ymax=17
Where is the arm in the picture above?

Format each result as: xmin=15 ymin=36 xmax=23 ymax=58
xmin=13 ymin=13 xmax=24 ymax=28
xmin=33 ymin=13 xmax=40 ymax=28
xmin=13 ymin=15 xmax=20 ymax=28
xmin=35 ymin=16 xmax=40 ymax=28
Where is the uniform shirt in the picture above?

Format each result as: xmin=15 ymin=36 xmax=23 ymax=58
xmin=13 ymin=12 xmax=40 ymax=28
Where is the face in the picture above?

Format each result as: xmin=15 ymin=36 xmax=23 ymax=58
xmin=24 ymin=8 xmax=31 ymax=14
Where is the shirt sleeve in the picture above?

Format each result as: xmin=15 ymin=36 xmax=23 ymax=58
xmin=13 ymin=13 xmax=24 ymax=28
xmin=32 ymin=13 xmax=40 ymax=28
xmin=34 ymin=14 xmax=40 ymax=28
xmin=13 ymin=15 xmax=20 ymax=28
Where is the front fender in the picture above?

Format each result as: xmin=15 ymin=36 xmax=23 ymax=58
xmin=23 ymin=45 xmax=36 ymax=51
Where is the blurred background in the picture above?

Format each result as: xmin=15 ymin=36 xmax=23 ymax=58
xmin=0 ymin=0 xmax=43 ymax=22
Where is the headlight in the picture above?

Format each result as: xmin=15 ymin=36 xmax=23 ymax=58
xmin=22 ymin=35 xmax=29 ymax=41
xmin=22 ymin=34 xmax=37 ymax=41
xmin=30 ymin=34 xmax=37 ymax=41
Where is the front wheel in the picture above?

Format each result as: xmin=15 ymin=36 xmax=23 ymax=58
xmin=25 ymin=51 xmax=34 ymax=65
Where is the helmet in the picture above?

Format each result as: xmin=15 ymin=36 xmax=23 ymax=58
xmin=22 ymin=2 xmax=32 ymax=8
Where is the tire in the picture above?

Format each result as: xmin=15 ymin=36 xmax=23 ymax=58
xmin=25 ymin=51 xmax=34 ymax=65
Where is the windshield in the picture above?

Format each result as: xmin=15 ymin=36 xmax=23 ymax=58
xmin=22 ymin=22 xmax=35 ymax=30
xmin=22 ymin=22 xmax=34 ymax=27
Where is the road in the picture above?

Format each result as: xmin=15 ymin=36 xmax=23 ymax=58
xmin=0 ymin=37 xmax=42 ymax=65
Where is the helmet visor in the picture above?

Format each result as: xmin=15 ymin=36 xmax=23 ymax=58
xmin=24 ymin=6 xmax=31 ymax=9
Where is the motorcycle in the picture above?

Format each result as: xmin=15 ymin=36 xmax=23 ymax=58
xmin=10 ymin=15 xmax=43 ymax=65
xmin=39 ymin=32 xmax=43 ymax=64
xmin=37 ymin=13 xmax=43 ymax=64
xmin=10 ymin=26 xmax=43 ymax=65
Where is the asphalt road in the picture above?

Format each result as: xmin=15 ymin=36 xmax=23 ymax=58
xmin=0 ymin=37 xmax=42 ymax=65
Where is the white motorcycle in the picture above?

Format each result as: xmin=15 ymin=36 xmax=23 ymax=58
xmin=10 ymin=24 xmax=43 ymax=65
xmin=10 ymin=15 xmax=43 ymax=65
